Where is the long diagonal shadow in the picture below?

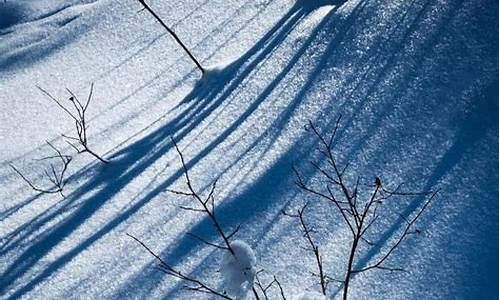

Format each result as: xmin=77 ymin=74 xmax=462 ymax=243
xmin=0 ymin=0 xmax=302 ymax=258
xmin=346 ymin=81 xmax=498 ymax=285
xmin=0 ymin=3 xmax=330 ymax=298
xmin=0 ymin=0 xmax=268 ymax=166
xmin=157 ymin=100 xmax=347 ymax=299
xmin=118 ymin=1 xmax=373 ymax=296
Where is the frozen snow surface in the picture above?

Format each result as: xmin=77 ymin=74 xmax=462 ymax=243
xmin=295 ymin=291 xmax=327 ymax=300
xmin=0 ymin=0 xmax=497 ymax=299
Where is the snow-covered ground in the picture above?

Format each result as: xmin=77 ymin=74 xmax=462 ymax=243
xmin=0 ymin=0 xmax=497 ymax=299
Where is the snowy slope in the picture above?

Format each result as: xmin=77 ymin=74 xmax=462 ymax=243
xmin=0 ymin=0 xmax=497 ymax=299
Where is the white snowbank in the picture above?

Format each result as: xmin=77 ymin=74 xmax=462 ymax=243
xmin=220 ymin=240 xmax=257 ymax=298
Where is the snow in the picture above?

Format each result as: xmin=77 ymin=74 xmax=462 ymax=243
xmin=0 ymin=0 xmax=497 ymax=299
xmin=220 ymin=240 xmax=257 ymax=298
xmin=295 ymin=291 xmax=327 ymax=300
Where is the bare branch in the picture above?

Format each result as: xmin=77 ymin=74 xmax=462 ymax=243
xmin=353 ymin=190 xmax=439 ymax=274
xmin=84 ymin=82 xmax=94 ymax=112
xmin=135 ymin=0 xmax=205 ymax=74
xmin=179 ymin=205 xmax=206 ymax=213
xmin=167 ymin=189 xmax=194 ymax=196
xmin=254 ymin=271 xmax=287 ymax=300
xmin=186 ymin=232 xmax=229 ymax=250
xmin=127 ymin=233 xmax=232 ymax=299
xmin=283 ymin=203 xmax=327 ymax=295
xmin=9 ymin=142 xmax=71 ymax=198
xmin=169 ymin=137 xmax=235 ymax=255
xmin=36 ymin=86 xmax=79 ymax=121
xmin=227 ymin=224 xmax=241 ymax=240
xmin=168 ymin=137 xmax=261 ymax=299
xmin=38 ymin=84 xmax=108 ymax=163
xmin=295 ymin=118 xmax=439 ymax=300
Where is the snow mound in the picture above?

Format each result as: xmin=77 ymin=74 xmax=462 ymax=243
xmin=220 ymin=240 xmax=257 ymax=298
xmin=295 ymin=291 xmax=327 ymax=300
xmin=186 ymin=57 xmax=239 ymax=97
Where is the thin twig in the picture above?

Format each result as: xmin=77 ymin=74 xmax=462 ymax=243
xmin=127 ymin=233 xmax=233 ymax=299
xmin=294 ymin=117 xmax=438 ymax=300
xmin=283 ymin=203 xmax=327 ymax=295
xmin=38 ymin=83 xmax=108 ymax=163
xmin=168 ymin=137 xmax=261 ymax=299
xmin=9 ymin=142 xmax=71 ymax=198
xmin=136 ymin=0 xmax=205 ymax=74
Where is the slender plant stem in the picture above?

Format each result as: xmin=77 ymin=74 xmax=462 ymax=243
xmin=137 ymin=0 xmax=205 ymax=74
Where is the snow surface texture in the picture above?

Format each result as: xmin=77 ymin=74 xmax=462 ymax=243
xmin=295 ymin=291 xmax=327 ymax=300
xmin=220 ymin=240 xmax=257 ymax=298
xmin=0 ymin=0 xmax=497 ymax=299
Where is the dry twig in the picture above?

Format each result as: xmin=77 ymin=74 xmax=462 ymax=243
xmin=37 ymin=83 xmax=108 ymax=163
xmin=10 ymin=141 xmax=72 ymax=198
xmin=127 ymin=233 xmax=233 ymax=299
xmin=293 ymin=115 xmax=438 ymax=300
xmin=283 ymin=203 xmax=329 ymax=295
xmin=135 ymin=0 xmax=205 ymax=74
xmin=129 ymin=137 xmax=262 ymax=299
xmin=254 ymin=270 xmax=287 ymax=300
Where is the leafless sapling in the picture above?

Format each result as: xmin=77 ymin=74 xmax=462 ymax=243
xmin=135 ymin=0 xmax=205 ymax=74
xmin=293 ymin=115 xmax=439 ymax=300
xmin=9 ymin=141 xmax=72 ymax=198
xmin=129 ymin=137 xmax=264 ymax=299
xmin=37 ymin=83 xmax=108 ymax=163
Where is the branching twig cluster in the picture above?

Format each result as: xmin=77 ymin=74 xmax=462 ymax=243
xmin=9 ymin=141 xmax=72 ymax=198
xmin=254 ymin=270 xmax=287 ymax=300
xmin=37 ymin=83 xmax=108 ymax=163
xmin=166 ymin=137 xmax=240 ymax=255
xmin=282 ymin=202 xmax=330 ymax=296
xmin=11 ymin=84 xmax=108 ymax=197
xmin=129 ymin=137 xmax=269 ymax=299
xmin=292 ymin=115 xmax=439 ymax=300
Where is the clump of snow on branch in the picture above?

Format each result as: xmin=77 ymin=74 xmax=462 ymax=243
xmin=220 ymin=240 xmax=257 ymax=298
xmin=295 ymin=291 xmax=327 ymax=300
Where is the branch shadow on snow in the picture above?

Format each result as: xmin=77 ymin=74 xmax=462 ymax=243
xmin=114 ymin=1 xmax=380 ymax=297
xmin=0 ymin=1 xmax=348 ymax=298
xmin=155 ymin=112 xmax=345 ymax=300
xmin=0 ymin=0 xmax=275 ymax=165
xmin=4 ymin=0 xmax=493 ymax=297
xmin=0 ymin=0 xmax=399 ymax=297
xmin=95 ymin=0 xmax=211 ymax=82
xmin=337 ymin=81 xmax=498 ymax=298
xmin=118 ymin=0 xmax=497 ymax=297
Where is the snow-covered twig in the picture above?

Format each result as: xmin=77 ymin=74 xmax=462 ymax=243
xmin=169 ymin=137 xmax=236 ymax=253
xmin=130 ymin=137 xmax=259 ymax=299
xmin=169 ymin=137 xmax=260 ymax=299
